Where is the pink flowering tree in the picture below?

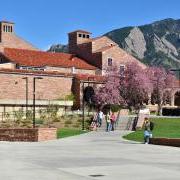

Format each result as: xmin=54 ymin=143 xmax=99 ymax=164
xmin=94 ymin=62 xmax=152 ymax=112
xmin=147 ymin=66 xmax=175 ymax=115
xmin=94 ymin=66 xmax=125 ymax=111
xmin=119 ymin=62 xmax=152 ymax=111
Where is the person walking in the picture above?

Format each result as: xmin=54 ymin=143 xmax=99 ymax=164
xmin=106 ymin=112 xmax=111 ymax=132
xmin=97 ymin=110 xmax=104 ymax=127
xmin=110 ymin=112 xmax=116 ymax=131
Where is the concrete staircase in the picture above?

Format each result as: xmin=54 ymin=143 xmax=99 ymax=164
xmin=115 ymin=116 xmax=135 ymax=130
xmin=98 ymin=116 xmax=136 ymax=131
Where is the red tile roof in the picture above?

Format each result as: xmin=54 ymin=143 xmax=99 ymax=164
xmin=3 ymin=48 xmax=96 ymax=70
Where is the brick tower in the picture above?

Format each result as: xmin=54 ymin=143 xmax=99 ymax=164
xmin=0 ymin=21 xmax=14 ymax=43
xmin=0 ymin=20 xmax=37 ymax=52
xmin=68 ymin=30 xmax=91 ymax=54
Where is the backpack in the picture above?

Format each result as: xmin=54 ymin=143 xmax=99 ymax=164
xmin=150 ymin=121 xmax=154 ymax=131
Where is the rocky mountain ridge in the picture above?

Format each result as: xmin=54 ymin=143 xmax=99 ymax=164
xmin=105 ymin=18 xmax=180 ymax=69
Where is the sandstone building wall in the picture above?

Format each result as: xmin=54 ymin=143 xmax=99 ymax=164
xmin=0 ymin=71 xmax=73 ymax=101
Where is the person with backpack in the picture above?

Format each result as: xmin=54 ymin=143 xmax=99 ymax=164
xmin=143 ymin=117 xmax=154 ymax=144
xmin=149 ymin=121 xmax=154 ymax=138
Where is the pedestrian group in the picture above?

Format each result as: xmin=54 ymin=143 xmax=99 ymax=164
xmin=90 ymin=110 xmax=117 ymax=131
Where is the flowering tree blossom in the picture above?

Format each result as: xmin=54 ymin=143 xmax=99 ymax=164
xmin=94 ymin=66 xmax=125 ymax=107
xmin=94 ymin=62 xmax=152 ymax=111
xmin=119 ymin=62 xmax=152 ymax=110
xmin=147 ymin=66 xmax=176 ymax=115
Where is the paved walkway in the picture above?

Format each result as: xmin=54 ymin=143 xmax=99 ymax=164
xmin=0 ymin=131 xmax=180 ymax=180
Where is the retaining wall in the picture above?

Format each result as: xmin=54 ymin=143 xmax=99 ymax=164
xmin=0 ymin=128 xmax=57 ymax=142
xmin=150 ymin=138 xmax=180 ymax=147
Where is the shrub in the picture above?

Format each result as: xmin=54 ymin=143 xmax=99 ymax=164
xmin=35 ymin=119 xmax=44 ymax=124
xmin=111 ymin=105 xmax=121 ymax=112
xmin=65 ymin=93 xmax=75 ymax=101
xmin=65 ymin=119 xmax=73 ymax=125
xmin=73 ymin=123 xmax=80 ymax=128
xmin=64 ymin=124 xmax=69 ymax=128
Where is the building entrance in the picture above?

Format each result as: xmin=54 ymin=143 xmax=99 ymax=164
xmin=174 ymin=91 xmax=180 ymax=106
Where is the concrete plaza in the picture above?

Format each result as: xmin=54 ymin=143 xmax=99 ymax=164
xmin=0 ymin=131 xmax=180 ymax=180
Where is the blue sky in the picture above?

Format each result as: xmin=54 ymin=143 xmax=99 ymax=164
xmin=1 ymin=0 xmax=180 ymax=50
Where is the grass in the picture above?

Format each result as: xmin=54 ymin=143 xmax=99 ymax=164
xmin=123 ymin=118 xmax=180 ymax=142
xmin=57 ymin=128 xmax=88 ymax=138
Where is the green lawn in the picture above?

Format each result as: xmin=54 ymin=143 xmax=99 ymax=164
xmin=57 ymin=128 xmax=88 ymax=138
xmin=123 ymin=118 xmax=180 ymax=142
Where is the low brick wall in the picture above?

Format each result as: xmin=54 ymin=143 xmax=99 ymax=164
xmin=149 ymin=138 xmax=180 ymax=147
xmin=0 ymin=128 xmax=57 ymax=142
xmin=38 ymin=128 xmax=57 ymax=141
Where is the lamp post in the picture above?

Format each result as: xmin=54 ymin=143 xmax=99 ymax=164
xmin=22 ymin=77 xmax=28 ymax=119
xmin=33 ymin=77 xmax=43 ymax=128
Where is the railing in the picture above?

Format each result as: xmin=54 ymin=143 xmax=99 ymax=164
xmin=115 ymin=115 xmax=137 ymax=130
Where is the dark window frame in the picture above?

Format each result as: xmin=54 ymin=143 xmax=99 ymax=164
xmin=108 ymin=58 xmax=113 ymax=66
xmin=119 ymin=65 xmax=125 ymax=77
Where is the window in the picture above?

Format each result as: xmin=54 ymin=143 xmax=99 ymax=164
xmin=78 ymin=33 xmax=82 ymax=37
xmin=108 ymin=58 xmax=113 ymax=66
xmin=83 ymin=34 xmax=86 ymax=38
xmin=8 ymin=26 xmax=10 ymax=32
xmin=5 ymin=26 xmax=8 ymax=32
xmin=19 ymin=66 xmax=27 ymax=70
xmin=27 ymin=67 xmax=33 ymax=70
xmin=86 ymin=34 xmax=90 ymax=38
xmin=120 ymin=65 xmax=125 ymax=77
xmin=19 ymin=66 xmax=44 ymax=71
xmin=71 ymin=66 xmax=76 ymax=74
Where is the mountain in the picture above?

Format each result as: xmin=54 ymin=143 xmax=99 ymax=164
xmin=47 ymin=44 xmax=68 ymax=53
xmin=105 ymin=18 xmax=180 ymax=70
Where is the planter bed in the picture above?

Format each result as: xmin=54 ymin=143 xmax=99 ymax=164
xmin=150 ymin=138 xmax=180 ymax=147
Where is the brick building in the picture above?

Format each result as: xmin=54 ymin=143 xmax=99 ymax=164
xmin=0 ymin=20 xmax=146 ymax=108
xmin=68 ymin=30 xmax=146 ymax=75
xmin=0 ymin=20 xmax=179 ymax=109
